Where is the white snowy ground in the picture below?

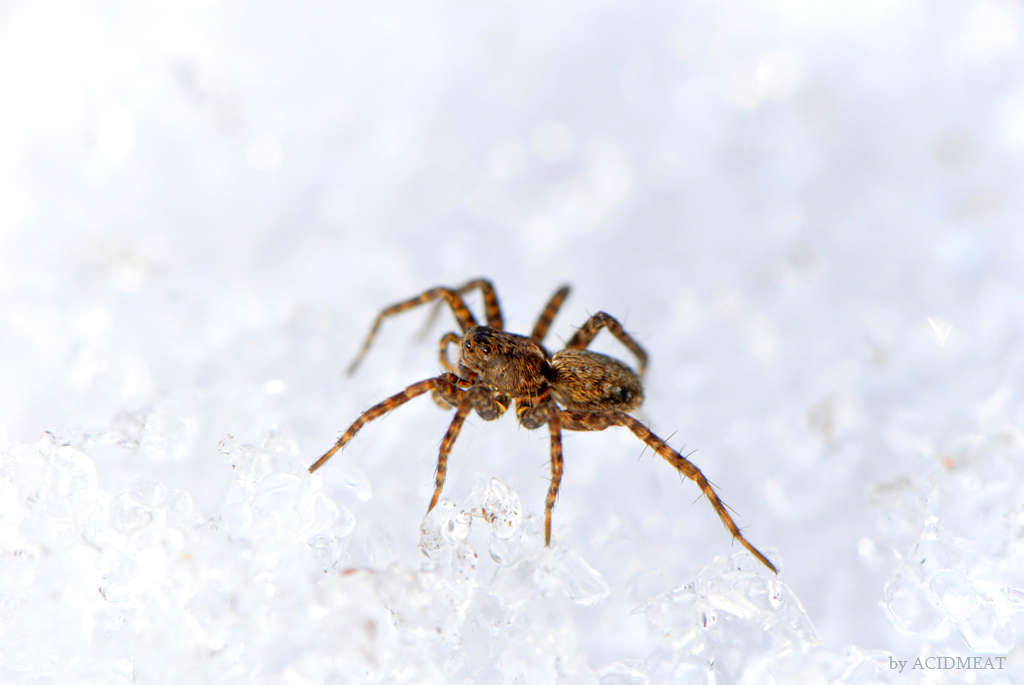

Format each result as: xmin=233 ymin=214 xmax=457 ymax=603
xmin=2 ymin=1 xmax=1024 ymax=683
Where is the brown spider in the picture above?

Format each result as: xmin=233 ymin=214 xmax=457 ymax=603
xmin=309 ymin=279 xmax=776 ymax=573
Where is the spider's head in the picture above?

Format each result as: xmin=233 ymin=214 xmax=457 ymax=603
xmin=459 ymin=325 xmax=549 ymax=396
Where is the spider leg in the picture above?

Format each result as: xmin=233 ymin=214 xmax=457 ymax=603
xmin=347 ymin=287 xmax=480 ymax=375
xmin=513 ymin=394 xmax=564 ymax=546
xmin=530 ymin=285 xmax=571 ymax=344
xmin=430 ymin=363 xmax=475 ymax=409
xmin=417 ymin=278 xmax=505 ymax=341
xmin=565 ymin=312 xmax=648 ymax=376
xmin=455 ymin=278 xmax=504 ymax=329
xmin=437 ymin=331 xmax=463 ymax=373
xmin=427 ymin=384 xmax=508 ymax=511
xmin=560 ymin=410 xmax=776 ymax=573
xmin=308 ymin=373 xmax=465 ymax=474
xmin=544 ymin=402 xmax=563 ymax=546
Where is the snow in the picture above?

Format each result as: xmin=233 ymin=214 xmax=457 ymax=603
xmin=1 ymin=0 xmax=1024 ymax=682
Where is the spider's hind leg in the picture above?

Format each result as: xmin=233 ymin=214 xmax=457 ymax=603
xmin=560 ymin=410 xmax=777 ymax=574
xmin=566 ymin=311 xmax=648 ymax=375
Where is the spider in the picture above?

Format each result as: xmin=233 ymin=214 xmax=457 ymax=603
xmin=309 ymin=279 xmax=776 ymax=573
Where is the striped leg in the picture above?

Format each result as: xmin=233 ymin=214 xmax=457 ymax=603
xmin=531 ymin=285 xmax=570 ymax=343
xmin=453 ymin=278 xmax=503 ymax=329
xmin=347 ymin=287 xmax=479 ymax=375
xmin=436 ymin=331 xmax=463 ymax=373
xmin=308 ymin=374 xmax=464 ymax=473
xmin=560 ymin=410 xmax=776 ymax=573
xmin=566 ymin=312 xmax=647 ymax=375
xmin=513 ymin=392 xmax=564 ymax=545
xmin=417 ymin=278 xmax=505 ymax=343
xmin=543 ymin=402 xmax=563 ymax=545
xmin=427 ymin=384 xmax=510 ymax=511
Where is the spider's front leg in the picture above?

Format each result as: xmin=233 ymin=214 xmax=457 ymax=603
xmin=515 ymin=394 xmax=564 ymax=546
xmin=308 ymin=373 xmax=466 ymax=474
xmin=433 ymin=278 xmax=505 ymax=330
xmin=560 ymin=409 xmax=777 ymax=574
xmin=418 ymin=278 xmax=506 ymax=345
xmin=436 ymin=332 xmax=463 ymax=374
xmin=347 ymin=286 xmax=481 ymax=375
xmin=428 ymin=384 xmax=512 ymax=512
xmin=431 ymin=332 xmax=471 ymax=398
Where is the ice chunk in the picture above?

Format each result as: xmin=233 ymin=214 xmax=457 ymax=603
xmin=634 ymin=552 xmax=851 ymax=682
xmin=553 ymin=548 xmax=611 ymax=606
xmin=957 ymin=599 xmax=1015 ymax=654
xmin=478 ymin=477 xmax=522 ymax=540
xmin=883 ymin=570 xmax=945 ymax=636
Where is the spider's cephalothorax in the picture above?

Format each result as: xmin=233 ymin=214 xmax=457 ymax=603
xmin=310 ymin=279 xmax=776 ymax=573
xmin=459 ymin=325 xmax=549 ymax=397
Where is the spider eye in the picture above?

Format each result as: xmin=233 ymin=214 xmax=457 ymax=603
xmin=479 ymin=344 xmax=492 ymax=355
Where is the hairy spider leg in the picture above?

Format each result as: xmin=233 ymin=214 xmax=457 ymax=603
xmin=308 ymin=373 xmax=467 ymax=473
xmin=437 ymin=331 xmax=463 ymax=374
xmin=559 ymin=409 xmax=777 ymax=574
xmin=513 ymin=392 xmax=565 ymax=546
xmin=417 ymin=278 xmax=505 ymax=342
xmin=543 ymin=403 xmax=564 ymax=545
xmin=530 ymin=285 xmax=571 ymax=344
xmin=565 ymin=311 xmax=648 ymax=376
xmin=347 ymin=287 xmax=480 ymax=375
xmin=453 ymin=278 xmax=504 ymax=329
xmin=428 ymin=384 xmax=513 ymax=511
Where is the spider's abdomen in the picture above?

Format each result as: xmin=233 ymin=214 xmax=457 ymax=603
xmin=550 ymin=349 xmax=644 ymax=412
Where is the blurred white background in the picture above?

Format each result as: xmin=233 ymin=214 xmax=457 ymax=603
xmin=1 ymin=1 xmax=1023 ymax=682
